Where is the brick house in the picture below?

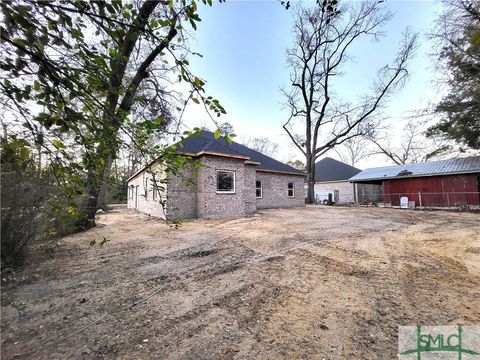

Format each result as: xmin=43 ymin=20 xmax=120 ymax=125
xmin=127 ymin=131 xmax=305 ymax=219
xmin=307 ymin=157 xmax=361 ymax=204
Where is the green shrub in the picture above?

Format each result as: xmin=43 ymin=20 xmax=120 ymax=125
xmin=1 ymin=139 xmax=80 ymax=268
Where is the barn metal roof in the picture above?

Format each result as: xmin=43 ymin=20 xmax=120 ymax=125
xmin=349 ymin=156 xmax=480 ymax=182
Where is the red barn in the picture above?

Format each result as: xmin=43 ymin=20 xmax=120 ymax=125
xmin=350 ymin=156 xmax=480 ymax=209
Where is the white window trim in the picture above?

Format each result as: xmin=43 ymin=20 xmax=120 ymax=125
xmin=288 ymin=182 xmax=295 ymax=198
xmin=216 ymin=170 xmax=236 ymax=194
xmin=256 ymin=180 xmax=263 ymax=198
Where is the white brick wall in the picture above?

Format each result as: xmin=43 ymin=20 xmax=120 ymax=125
xmin=127 ymin=164 xmax=167 ymax=219
xmin=314 ymin=181 xmax=355 ymax=204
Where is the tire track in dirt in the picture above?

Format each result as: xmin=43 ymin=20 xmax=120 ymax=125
xmin=2 ymin=206 xmax=479 ymax=359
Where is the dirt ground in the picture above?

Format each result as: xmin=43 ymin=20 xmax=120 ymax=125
xmin=1 ymin=205 xmax=479 ymax=359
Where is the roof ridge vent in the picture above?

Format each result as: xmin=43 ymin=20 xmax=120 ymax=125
xmin=397 ymin=169 xmax=413 ymax=176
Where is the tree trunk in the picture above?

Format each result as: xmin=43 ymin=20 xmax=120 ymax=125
xmin=74 ymin=2 xmax=177 ymax=229
xmin=2 ymin=121 xmax=7 ymax=140
xmin=77 ymin=166 xmax=102 ymax=230
xmin=305 ymin=153 xmax=316 ymax=204
xmin=37 ymin=143 xmax=42 ymax=175
xmin=97 ymin=154 xmax=114 ymax=210
xmin=77 ymin=140 xmax=115 ymax=230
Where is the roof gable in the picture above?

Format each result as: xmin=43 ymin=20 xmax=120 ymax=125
xmin=313 ymin=157 xmax=361 ymax=182
xmin=349 ymin=156 xmax=480 ymax=182
xmin=176 ymin=131 xmax=304 ymax=175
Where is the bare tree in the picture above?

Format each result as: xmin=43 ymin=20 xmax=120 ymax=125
xmin=368 ymin=119 xmax=450 ymax=165
xmin=218 ymin=122 xmax=235 ymax=136
xmin=282 ymin=1 xmax=417 ymax=203
xmin=333 ymin=123 xmax=372 ymax=166
xmin=333 ymin=137 xmax=369 ymax=166
xmin=242 ymin=137 xmax=279 ymax=157
xmin=286 ymin=159 xmax=305 ymax=170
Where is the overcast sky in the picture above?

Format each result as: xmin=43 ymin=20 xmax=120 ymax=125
xmin=181 ymin=0 xmax=444 ymax=169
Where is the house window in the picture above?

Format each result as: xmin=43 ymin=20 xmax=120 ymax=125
xmin=288 ymin=182 xmax=295 ymax=198
xmin=256 ymin=180 xmax=262 ymax=198
xmin=216 ymin=170 xmax=235 ymax=193
xmin=153 ymin=185 xmax=157 ymax=201
xmin=129 ymin=186 xmax=133 ymax=199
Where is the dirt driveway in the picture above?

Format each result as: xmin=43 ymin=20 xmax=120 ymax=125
xmin=1 ymin=205 xmax=479 ymax=359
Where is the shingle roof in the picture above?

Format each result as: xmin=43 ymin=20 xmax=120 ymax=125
xmin=312 ymin=157 xmax=361 ymax=182
xmin=176 ymin=131 xmax=304 ymax=175
xmin=349 ymin=156 xmax=480 ymax=182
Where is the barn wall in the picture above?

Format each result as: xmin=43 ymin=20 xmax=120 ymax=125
xmin=382 ymin=174 xmax=480 ymax=207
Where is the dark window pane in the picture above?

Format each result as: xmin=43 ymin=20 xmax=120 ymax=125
xmin=217 ymin=171 xmax=234 ymax=191
xmin=256 ymin=180 xmax=262 ymax=198
xmin=288 ymin=182 xmax=294 ymax=197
